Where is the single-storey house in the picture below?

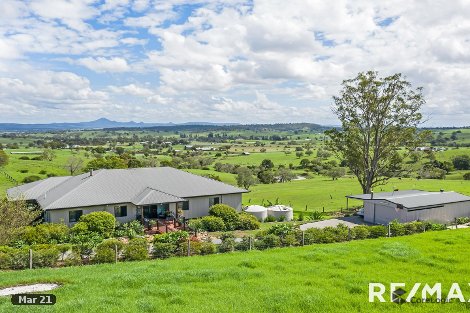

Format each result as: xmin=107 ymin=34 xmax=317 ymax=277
xmin=7 ymin=167 xmax=248 ymax=225
xmin=347 ymin=190 xmax=470 ymax=224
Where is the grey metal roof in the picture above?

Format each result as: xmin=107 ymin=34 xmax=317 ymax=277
xmin=7 ymin=167 xmax=247 ymax=210
xmin=6 ymin=176 xmax=70 ymax=200
xmin=347 ymin=190 xmax=470 ymax=209
xmin=132 ymin=187 xmax=185 ymax=205
xmin=346 ymin=190 xmax=427 ymax=200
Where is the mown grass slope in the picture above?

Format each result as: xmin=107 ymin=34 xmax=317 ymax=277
xmin=1 ymin=229 xmax=470 ymax=312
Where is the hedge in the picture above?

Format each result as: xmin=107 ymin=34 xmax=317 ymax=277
xmin=0 ymin=218 xmax=455 ymax=271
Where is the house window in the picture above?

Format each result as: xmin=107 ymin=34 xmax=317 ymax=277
xmin=209 ymin=196 xmax=220 ymax=207
xmin=44 ymin=211 xmax=51 ymax=223
xmin=69 ymin=210 xmax=83 ymax=223
xmin=178 ymin=201 xmax=189 ymax=211
xmin=114 ymin=205 xmax=128 ymax=217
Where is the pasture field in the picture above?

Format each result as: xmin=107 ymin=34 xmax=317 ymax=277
xmin=1 ymin=128 xmax=469 ymax=214
xmin=1 ymin=228 xmax=470 ymax=312
xmin=187 ymin=168 xmax=470 ymax=213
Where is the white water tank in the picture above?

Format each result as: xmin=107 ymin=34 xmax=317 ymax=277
xmin=268 ymin=205 xmax=294 ymax=221
xmin=244 ymin=205 xmax=268 ymax=221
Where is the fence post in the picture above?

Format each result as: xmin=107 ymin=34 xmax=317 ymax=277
xmin=187 ymin=238 xmax=191 ymax=257
xmin=249 ymin=236 xmax=252 ymax=251
xmin=388 ymin=224 xmax=391 ymax=237
xmin=29 ymin=249 xmax=33 ymax=269
xmin=455 ymin=218 xmax=458 ymax=229
xmin=322 ymin=207 xmax=325 ymax=213
xmin=115 ymin=244 xmax=118 ymax=264
xmin=302 ymin=231 xmax=305 ymax=246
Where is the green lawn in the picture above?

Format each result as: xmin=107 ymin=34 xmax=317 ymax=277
xmin=244 ymin=176 xmax=470 ymax=213
xmin=1 ymin=229 xmax=470 ymax=312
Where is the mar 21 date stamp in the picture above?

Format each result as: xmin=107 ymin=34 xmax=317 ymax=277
xmin=11 ymin=294 xmax=56 ymax=305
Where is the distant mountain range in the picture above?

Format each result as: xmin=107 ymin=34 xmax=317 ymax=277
xmin=0 ymin=118 xmax=240 ymax=131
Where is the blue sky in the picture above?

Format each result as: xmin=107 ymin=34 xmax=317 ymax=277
xmin=0 ymin=0 xmax=469 ymax=126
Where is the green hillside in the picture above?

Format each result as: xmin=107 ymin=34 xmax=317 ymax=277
xmin=1 ymin=229 xmax=470 ymax=312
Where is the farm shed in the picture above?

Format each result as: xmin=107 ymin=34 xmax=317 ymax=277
xmin=347 ymin=190 xmax=470 ymax=224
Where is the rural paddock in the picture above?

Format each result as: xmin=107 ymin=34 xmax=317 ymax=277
xmin=299 ymin=216 xmax=370 ymax=231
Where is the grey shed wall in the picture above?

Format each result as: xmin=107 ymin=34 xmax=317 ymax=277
xmin=364 ymin=200 xmax=470 ymax=224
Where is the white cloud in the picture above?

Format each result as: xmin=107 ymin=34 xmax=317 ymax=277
xmin=0 ymin=1 xmax=469 ymax=125
xmin=108 ymin=83 xmax=153 ymax=97
xmin=77 ymin=57 xmax=130 ymax=72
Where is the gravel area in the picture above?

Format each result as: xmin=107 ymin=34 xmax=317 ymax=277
xmin=0 ymin=284 xmax=59 ymax=296
xmin=299 ymin=216 xmax=369 ymax=231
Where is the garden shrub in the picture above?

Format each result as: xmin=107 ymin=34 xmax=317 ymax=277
xmin=463 ymin=172 xmax=470 ymax=180
xmin=0 ymin=246 xmax=14 ymax=270
xmin=200 ymin=242 xmax=217 ymax=255
xmin=389 ymin=221 xmax=406 ymax=237
xmin=57 ymin=243 xmax=72 ymax=261
xmin=70 ymin=232 xmax=103 ymax=261
xmin=178 ymin=240 xmax=203 ymax=256
xmin=430 ymin=223 xmax=447 ymax=231
xmin=114 ymin=221 xmax=144 ymax=238
xmin=303 ymin=228 xmax=320 ymax=245
xmin=32 ymin=246 xmax=59 ymax=268
xmin=64 ymin=251 xmax=83 ymax=267
xmin=154 ymin=230 xmax=189 ymax=245
xmin=352 ymin=226 xmax=370 ymax=240
xmin=20 ymin=223 xmax=69 ymax=245
xmin=277 ymin=215 xmax=286 ymax=222
xmin=238 ymin=213 xmax=260 ymax=230
xmin=319 ymin=227 xmax=337 ymax=243
xmin=334 ymin=224 xmax=350 ymax=242
xmin=368 ymin=225 xmax=388 ymax=238
xmin=9 ymin=248 xmax=29 ymax=270
xmin=456 ymin=217 xmax=470 ymax=225
xmin=93 ymin=239 xmax=124 ymax=263
xmin=152 ymin=242 xmax=176 ymax=259
xmin=404 ymin=221 xmax=423 ymax=234
xmin=188 ymin=219 xmax=204 ymax=234
xmin=267 ymin=223 xmax=298 ymax=238
xmin=235 ymin=236 xmax=254 ymax=251
xmin=70 ymin=222 xmax=89 ymax=235
xmin=264 ymin=215 xmax=277 ymax=222
xmin=209 ymin=204 xmax=240 ymax=230
xmin=79 ymin=211 xmax=116 ymax=238
xmin=219 ymin=232 xmax=235 ymax=241
xmin=280 ymin=234 xmax=299 ymax=247
xmin=255 ymin=234 xmax=280 ymax=250
xmin=218 ymin=238 xmax=236 ymax=253
xmin=254 ymin=229 xmax=268 ymax=239
xmin=0 ymin=251 xmax=12 ymax=270
xmin=200 ymin=216 xmax=226 ymax=232
xmin=124 ymin=238 xmax=149 ymax=261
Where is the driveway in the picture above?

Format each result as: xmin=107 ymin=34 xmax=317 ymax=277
xmin=299 ymin=216 xmax=370 ymax=231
